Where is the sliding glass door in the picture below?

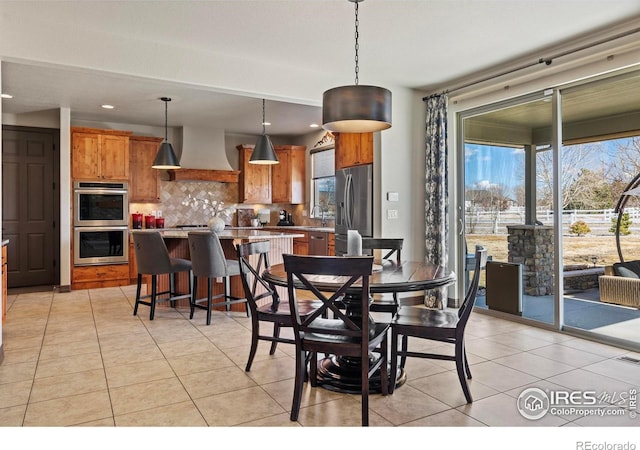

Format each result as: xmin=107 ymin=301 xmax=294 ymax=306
xmin=458 ymin=67 xmax=640 ymax=349
xmin=460 ymin=92 xmax=557 ymax=327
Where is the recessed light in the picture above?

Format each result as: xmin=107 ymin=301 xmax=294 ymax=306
xmin=1 ymin=93 xmax=13 ymax=99
xmin=309 ymin=123 xmax=320 ymax=128
xmin=101 ymin=104 xmax=115 ymax=109
xmin=261 ymin=121 xmax=271 ymax=126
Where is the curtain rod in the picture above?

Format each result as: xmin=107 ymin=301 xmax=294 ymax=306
xmin=422 ymin=25 xmax=640 ymax=101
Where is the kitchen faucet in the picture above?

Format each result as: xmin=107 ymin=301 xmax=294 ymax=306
xmin=312 ymin=205 xmax=327 ymax=227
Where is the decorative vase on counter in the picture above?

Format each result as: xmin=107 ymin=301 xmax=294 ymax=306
xmin=208 ymin=216 xmax=226 ymax=233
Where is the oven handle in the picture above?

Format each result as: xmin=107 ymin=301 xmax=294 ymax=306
xmin=74 ymin=226 xmax=129 ymax=232
xmin=74 ymin=188 xmax=129 ymax=195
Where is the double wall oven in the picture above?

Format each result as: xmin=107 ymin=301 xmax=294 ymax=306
xmin=73 ymin=181 xmax=129 ymax=266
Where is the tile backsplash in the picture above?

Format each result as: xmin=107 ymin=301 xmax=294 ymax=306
xmin=130 ymin=180 xmax=238 ymax=227
xmin=129 ymin=180 xmax=335 ymax=229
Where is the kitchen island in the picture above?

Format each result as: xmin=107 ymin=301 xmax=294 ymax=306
xmin=132 ymin=228 xmax=304 ymax=313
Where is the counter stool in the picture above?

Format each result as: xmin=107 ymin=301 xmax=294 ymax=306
xmin=187 ymin=231 xmax=248 ymax=325
xmin=131 ymin=231 xmax=193 ymax=321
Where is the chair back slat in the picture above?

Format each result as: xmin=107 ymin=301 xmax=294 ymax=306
xmin=458 ymin=245 xmax=488 ymax=324
xmin=361 ymin=238 xmax=402 ymax=264
xmin=236 ymin=240 xmax=279 ymax=313
xmin=283 ymin=254 xmax=373 ymax=338
xmin=131 ymin=231 xmax=173 ymax=275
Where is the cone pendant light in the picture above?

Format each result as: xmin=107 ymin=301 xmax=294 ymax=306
xmin=322 ymin=0 xmax=391 ymax=133
xmin=152 ymin=97 xmax=180 ymax=169
xmin=250 ymin=99 xmax=279 ymax=164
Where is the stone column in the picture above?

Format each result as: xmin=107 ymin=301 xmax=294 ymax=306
xmin=507 ymin=225 xmax=554 ymax=296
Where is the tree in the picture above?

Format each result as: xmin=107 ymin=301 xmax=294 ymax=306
xmin=609 ymin=212 xmax=632 ymax=235
xmin=569 ymin=220 xmax=590 ymax=236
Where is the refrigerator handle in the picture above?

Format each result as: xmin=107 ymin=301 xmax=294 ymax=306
xmin=345 ymin=173 xmax=353 ymax=229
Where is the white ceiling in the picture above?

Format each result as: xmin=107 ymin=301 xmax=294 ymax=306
xmin=2 ymin=0 xmax=640 ymax=136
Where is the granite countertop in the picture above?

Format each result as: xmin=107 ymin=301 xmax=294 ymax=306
xmin=230 ymin=226 xmax=335 ymax=233
xmin=131 ymin=228 xmax=305 ymax=239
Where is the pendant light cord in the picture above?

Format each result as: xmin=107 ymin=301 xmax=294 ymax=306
xmin=354 ymin=0 xmax=359 ymax=86
xmin=164 ymin=99 xmax=168 ymax=142
xmin=262 ymin=99 xmax=266 ymax=135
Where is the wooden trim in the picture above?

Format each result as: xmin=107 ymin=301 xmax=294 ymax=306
xmin=71 ymin=126 xmax=133 ymax=136
xmin=168 ymin=169 xmax=241 ymax=183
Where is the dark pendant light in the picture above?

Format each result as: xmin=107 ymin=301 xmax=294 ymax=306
xmin=152 ymin=97 xmax=181 ymax=169
xmin=322 ymin=0 xmax=391 ymax=133
xmin=250 ymin=99 xmax=279 ymax=165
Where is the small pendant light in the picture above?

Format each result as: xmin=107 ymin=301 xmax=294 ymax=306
xmin=152 ymin=97 xmax=181 ymax=169
xmin=322 ymin=0 xmax=391 ymax=133
xmin=250 ymin=99 xmax=279 ymax=164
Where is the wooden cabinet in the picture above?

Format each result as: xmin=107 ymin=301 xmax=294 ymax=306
xmin=328 ymin=233 xmax=335 ymax=256
xmin=272 ymin=145 xmax=306 ymax=204
xmin=237 ymin=145 xmax=272 ymax=203
xmin=293 ymin=231 xmax=309 ymax=255
xmin=334 ymin=132 xmax=373 ymax=170
xmin=72 ymin=127 xmax=132 ymax=180
xmin=2 ymin=244 xmax=7 ymax=324
xmin=71 ymin=264 xmax=130 ymax=290
xmin=129 ymin=135 xmax=163 ymax=202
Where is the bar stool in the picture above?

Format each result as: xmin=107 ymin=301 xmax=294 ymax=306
xmin=131 ymin=230 xmax=193 ymax=321
xmin=187 ymin=231 xmax=248 ymax=325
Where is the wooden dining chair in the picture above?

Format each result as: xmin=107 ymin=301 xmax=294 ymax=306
xmin=131 ymin=231 xmax=192 ymax=321
xmin=283 ymin=254 xmax=388 ymax=426
xmin=187 ymin=231 xmax=247 ymax=325
xmin=236 ymin=241 xmax=322 ymax=372
xmin=389 ymin=245 xmax=487 ymax=403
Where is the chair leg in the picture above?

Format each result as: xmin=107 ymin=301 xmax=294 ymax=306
xmin=245 ymin=318 xmax=259 ymax=372
xmin=150 ymin=275 xmax=157 ymax=320
xmin=223 ymin=276 xmax=230 ymax=312
xmin=455 ymin=339 xmax=472 ymax=403
xmin=269 ymin=324 xmax=281 ymax=355
xmin=389 ymin=329 xmax=398 ymax=394
xmin=399 ymin=334 xmax=408 ymax=370
xmin=361 ymin=354 xmax=369 ymax=427
xmin=133 ymin=274 xmax=142 ymax=316
xmin=169 ymin=273 xmax=177 ymax=308
xmin=381 ymin=336 xmax=389 ymax=397
xmin=205 ymin=278 xmax=213 ymax=326
xmin=290 ymin=349 xmax=306 ymax=422
xmin=309 ymin=351 xmax=318 ymax=387
xmin=463 ymin=345 xmax=472 ymax=379
xmin=189 ymin=276 xmax=198 ymax=320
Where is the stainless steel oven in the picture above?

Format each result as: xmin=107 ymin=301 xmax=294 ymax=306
xmin=74 ymin=226 xmax=129 ymax=266
xmin=73 ymin=181 xmax=129 ymax=227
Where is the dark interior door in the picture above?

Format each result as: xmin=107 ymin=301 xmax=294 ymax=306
xmin=2 ymin=126 xmax=59 ymax=288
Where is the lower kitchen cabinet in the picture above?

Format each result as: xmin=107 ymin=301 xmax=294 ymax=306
xmin=71 ymin=264 xmax=130 ymax=290
xmin=293 ymin=231 xmax=309 ymax=255
xmin=328 ymin=233 xmax=335 ymax=256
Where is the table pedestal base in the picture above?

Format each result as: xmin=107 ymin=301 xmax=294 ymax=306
xmin=316 ymin=355 xmax=406 ymax=395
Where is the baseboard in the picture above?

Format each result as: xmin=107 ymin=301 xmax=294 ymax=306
xmin=56 ymin=285 xmax=71 ymax=293
xmin=0 ymin=344 xmax=4 ymax=365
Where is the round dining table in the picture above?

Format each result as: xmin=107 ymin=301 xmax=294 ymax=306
xmin=262 ymin=258 xmax=456 ymax=394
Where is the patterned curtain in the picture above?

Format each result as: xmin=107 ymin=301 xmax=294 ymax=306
xmin=424 ymin=93 xmax=449 ymax=308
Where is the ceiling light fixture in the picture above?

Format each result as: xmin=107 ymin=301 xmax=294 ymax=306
xmin=152 ymin=97 xmax=181 ymax=169
xmin=1 ymin=93 xmax=13 ymax=99
xmin=101 ymin=104 xmax=114 ymax=109
xmin=250 ymin=99 xmax=279 ymax=165
xmin=322 ymin=0 xmax=391 ymax=133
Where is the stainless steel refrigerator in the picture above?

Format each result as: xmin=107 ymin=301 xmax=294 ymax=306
xmin=335 ymin=164 xmax=373 ymax=256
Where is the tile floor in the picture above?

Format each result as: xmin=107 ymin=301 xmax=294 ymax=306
xmin=1 ymin=285 xmax=639 ymax=428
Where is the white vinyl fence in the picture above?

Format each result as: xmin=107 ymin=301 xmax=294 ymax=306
xmin=465 ymin=206 xmax=640 ymax=235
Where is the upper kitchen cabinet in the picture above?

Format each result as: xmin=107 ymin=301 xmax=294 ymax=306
xmin=72 ymin=127 xmax=132 ymax=180
xmin=237 ymin=144 xmax=271 ymax=203
xmin=129 ymin=135 xmax=163 ymax=203
xmin=334 ymin=132 xmax=373 ymax=170
xmin=272 ymin=145 xmax=306 ymax=204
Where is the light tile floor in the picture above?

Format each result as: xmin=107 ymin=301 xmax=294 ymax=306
xmin=1 ymin=285 xmax=639 ymax=428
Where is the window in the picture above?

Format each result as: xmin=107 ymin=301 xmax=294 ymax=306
xmin=311 ymin=148 xmax=335 ymax=219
